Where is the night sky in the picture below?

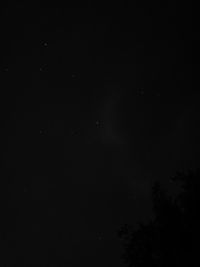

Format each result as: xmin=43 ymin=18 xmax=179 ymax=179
xmin=1 ymin=3 xmax=196 ymax=266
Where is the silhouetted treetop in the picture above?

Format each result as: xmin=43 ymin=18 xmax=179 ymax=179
xmin=117 ymin=168 xmax=200 ymax=267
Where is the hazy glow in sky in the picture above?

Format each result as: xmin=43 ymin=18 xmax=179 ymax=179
xmin=99 ymin=90 xmax=126 ymax=147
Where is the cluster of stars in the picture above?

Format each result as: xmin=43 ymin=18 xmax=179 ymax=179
xmin=39 ymin=42 xmax=78 ymax=79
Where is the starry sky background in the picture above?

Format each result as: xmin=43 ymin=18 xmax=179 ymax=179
xmin=1 ymin=3 xmax=196 ymax=266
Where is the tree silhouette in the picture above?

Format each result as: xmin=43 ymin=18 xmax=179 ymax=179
xmin=117 ymin=168 xmax=200 ymax=266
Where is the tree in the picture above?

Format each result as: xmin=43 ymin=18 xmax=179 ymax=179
xmin=117 ymin=168 xmax=200 ymax=266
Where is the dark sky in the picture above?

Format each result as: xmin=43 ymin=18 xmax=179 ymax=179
xmin=1 ymin=3 xmax=196 ymax=266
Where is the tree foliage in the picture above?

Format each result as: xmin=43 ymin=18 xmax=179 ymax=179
xmin=117 ymin=168 xmax=200 ymax=266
